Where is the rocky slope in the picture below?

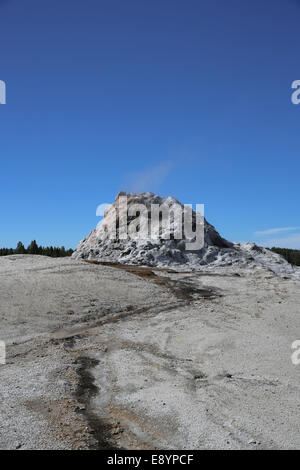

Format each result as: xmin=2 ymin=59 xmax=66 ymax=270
xmin=73 ymin=192 xmax=300 ymax=278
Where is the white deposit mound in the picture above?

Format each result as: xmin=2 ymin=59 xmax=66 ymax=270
xmin=73 ymin=192 xmax=300 ymax=278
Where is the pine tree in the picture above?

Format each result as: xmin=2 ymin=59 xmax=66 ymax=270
xmin=27 ymin=240 xmax=39 ymax=255
xmin=16 ymin=241 xmax=26 ymax=254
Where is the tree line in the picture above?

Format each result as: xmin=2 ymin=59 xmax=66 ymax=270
xmin=270 ymin=247 xmax=300 ymax=266
xmin=0 ymin=240 xmax=74 ymax=258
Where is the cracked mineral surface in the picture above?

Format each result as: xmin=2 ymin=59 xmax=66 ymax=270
xmin=1 ymin=254 xmax=300 ymax=449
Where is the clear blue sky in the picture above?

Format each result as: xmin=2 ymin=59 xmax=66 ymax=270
xmin=0 ymin=0 xmax=299 ymax=249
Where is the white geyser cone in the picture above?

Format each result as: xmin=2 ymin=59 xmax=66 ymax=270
xmin=72 ymin=192 xmax=300 ymax=278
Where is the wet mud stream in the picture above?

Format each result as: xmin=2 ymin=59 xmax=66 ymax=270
xmin=84 ymin=260 xmax=221 ymax=302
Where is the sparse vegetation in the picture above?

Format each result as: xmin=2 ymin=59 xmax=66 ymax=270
xmin=270 ymin=247 xmax=300 ymax=266
xmin=0 ymin=241 xmax=74 ymax=257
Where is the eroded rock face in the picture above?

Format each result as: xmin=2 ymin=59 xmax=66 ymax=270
xmin=72 ymin=192 xmax=300 ymax=277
